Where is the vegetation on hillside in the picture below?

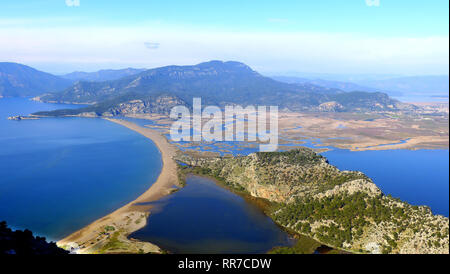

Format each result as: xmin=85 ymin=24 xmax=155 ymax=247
xmin=177 ymin=148 xmax=450 ymax=254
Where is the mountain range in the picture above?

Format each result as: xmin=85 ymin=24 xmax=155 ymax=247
xmin=1 ymin=61 xmax=428 ymax=116
xmin=32 ymin=61 xmax=406 ymax=116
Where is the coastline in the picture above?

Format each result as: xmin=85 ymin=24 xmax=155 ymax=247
xmin=57 ymin=118 xmax=180 ymax=254
xmin=182 ymin=169 xmax=349 ymax=254
xmin=54 ymin=116 xmax=448 ymax=254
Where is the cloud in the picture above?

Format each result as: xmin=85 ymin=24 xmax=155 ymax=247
xmin=0 ymin=17 xmax=79 ymax=27
xmin=66 ymin=0 xmax=80 ymax=7
xmin=0 ymin=25 xmax=447 ymax=75
xmin=144 ymin=42 xmax=160 ymax=49
xmin=365 ymin=0 xmax=380 ymax=7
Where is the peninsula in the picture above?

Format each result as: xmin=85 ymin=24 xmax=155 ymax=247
xmin=177 ymin=149 xmax=449 ymax=254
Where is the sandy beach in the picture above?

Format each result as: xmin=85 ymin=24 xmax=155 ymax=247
xmin=57 ymin=118 xmax=180 ymax=254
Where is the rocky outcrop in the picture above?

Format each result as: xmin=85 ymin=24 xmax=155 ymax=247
xmin=315 ymin=179 xmax=382 ymax=199
xmin=32 ymin=94 xmax=188 ymax=118
xmin=7 ymin=115 xmax=39 ymax=120
xmin=101 ymin=95 xmax=187 ymax=116
xmin=318 ymin=101 xmax=345 ymax=112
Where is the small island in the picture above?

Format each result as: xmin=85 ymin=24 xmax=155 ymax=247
xmin=7 ymin=115 xmax=39 ymax=121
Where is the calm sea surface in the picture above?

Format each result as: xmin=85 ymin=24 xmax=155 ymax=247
xmin=0 ymin=98 xmax=162 ymax=241
xmin=322 ymin=148 xmax=449 ymax=216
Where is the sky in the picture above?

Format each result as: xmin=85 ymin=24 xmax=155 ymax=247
xmin=0 ymin=0 xmax=448 ymax=75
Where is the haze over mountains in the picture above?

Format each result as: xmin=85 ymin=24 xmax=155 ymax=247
xmin=360 ymin=76 xmax=449 ymax=97
xmin=272 ymin=76 xmax=393 ymax=95
xmin=272 ymin=75 xmax=449 ymax=100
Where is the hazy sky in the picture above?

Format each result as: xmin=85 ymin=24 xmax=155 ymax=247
xmin=0 ymin=0 xmax=448 ymax=75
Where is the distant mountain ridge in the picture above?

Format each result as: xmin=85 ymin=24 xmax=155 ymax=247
xmin=358 ymin=75 xmax=449 ymax=95
xmin=0 ymin=63 xmax=149 ymax=98
xmin=272 ymin=74 xmax=450 ymax=98
xmin=34 ymin=61 xmax=404 ymax=116
xmin=271 ymin=76 xmax=403 ymax=96
xmin=0 ymin=62 xmax=72 ymax=97
xmin=61 ymin=68 xmax=147 ymax=82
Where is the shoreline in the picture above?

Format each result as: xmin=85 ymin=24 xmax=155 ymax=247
xmin=183 ymin=169 xmax=349 ymax=254
xmin=57 ymin=118 xmax=180 ymax=254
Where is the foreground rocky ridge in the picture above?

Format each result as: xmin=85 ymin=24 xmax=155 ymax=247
xmin=177 ymin=149 xmax=449 ymax=254
xmin=0 ymin=221 xmax=68 ymax=255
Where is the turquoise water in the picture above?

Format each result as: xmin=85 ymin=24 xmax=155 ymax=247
xmin=0 ymin=98 xmax=162 ymax=241
xmin=130 ymin=175 xmax=294 ymax=254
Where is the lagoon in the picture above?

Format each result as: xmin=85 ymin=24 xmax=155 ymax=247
xmin=130 ymin=175 xmax=294 ymax=254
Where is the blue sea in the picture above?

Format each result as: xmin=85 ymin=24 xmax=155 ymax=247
xmin=322 ymin=149 xmax=449 ymax=217
xmin=0 ymin=98 xmax=162 ymax=241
